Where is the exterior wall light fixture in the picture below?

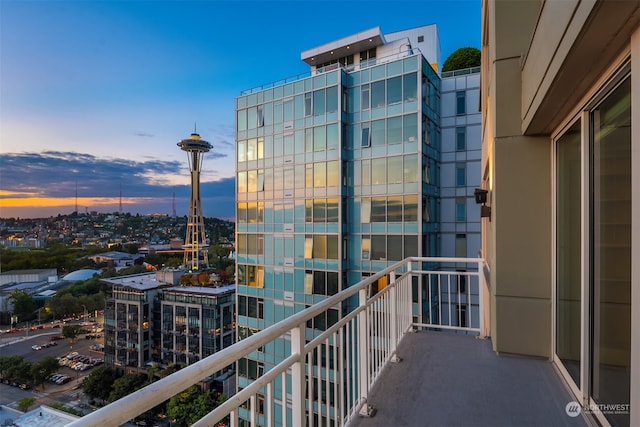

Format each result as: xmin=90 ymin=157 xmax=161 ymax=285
xmin=474 ymin=188 xmax=491 ymax=220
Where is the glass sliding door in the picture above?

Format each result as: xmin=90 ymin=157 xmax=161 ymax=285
xmin=556 ymin=120 xmax=582 ymax=388
xmin=590 ymin=76 xmax=631 ymax=427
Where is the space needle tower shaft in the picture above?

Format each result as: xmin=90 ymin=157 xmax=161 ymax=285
xmin=178 ymin=132 xmax=212 ymax=271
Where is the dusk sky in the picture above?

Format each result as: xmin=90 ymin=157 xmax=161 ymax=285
xmin=0 ymin=0 xmax=481 ymax=220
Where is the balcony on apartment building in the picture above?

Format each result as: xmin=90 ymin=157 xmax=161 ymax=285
xmin=68 ymin=257 xmax=587 ymax=427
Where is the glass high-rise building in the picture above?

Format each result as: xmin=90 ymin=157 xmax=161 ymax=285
xmin=235 ymin=24 xmax=450 ymax=425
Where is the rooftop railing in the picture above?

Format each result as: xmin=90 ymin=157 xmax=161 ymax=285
xmin=240 ymin=48 xmax=423 ymax=96
xmin=67 ymin=256 xmax=487 ymax=427
xmin=441 ymin=66 xmax=481 ymax=78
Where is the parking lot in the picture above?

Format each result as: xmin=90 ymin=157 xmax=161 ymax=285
xmin=0 ymin=324 xmax=105 ymax=409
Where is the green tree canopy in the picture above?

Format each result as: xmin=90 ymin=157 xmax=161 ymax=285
xmin=31 ymin=357 xmax=60 ymax=389
xmin=83 ymin=366 xmax=116 ymax=401
xmin=45 ymin=293 xmax=78 ymax=320
xmin=62 ymin=324 xmax=84 ymax=341
xmin=109 ymin=373 xmax=147 ymax=402
xmin=0 ymin=355 xmax=31 ymax=383
xmin=442 ymin=47 xmax=481 ymax=73
xmin=8 ymin=290 xmax=35 ymax=321
xmin=166 ymin=386 xmax=216 ymax=427
xmin=17 ymin=397 xmax=36 ymax=412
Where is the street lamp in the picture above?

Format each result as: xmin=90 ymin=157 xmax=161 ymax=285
xmin=82 ymin=304 xmax=87 ymax=322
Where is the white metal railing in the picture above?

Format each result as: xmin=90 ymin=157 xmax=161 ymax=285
xmin=67 ymin=257 xmax=487 ymax=427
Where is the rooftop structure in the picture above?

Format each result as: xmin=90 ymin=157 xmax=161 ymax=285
xmin=102 ymin=271 xmax=236 ymax=374
xmin=7 ymin=405 xmax=79 ymax=427
xmin=234 ymin=23 xmax=475 ymax=425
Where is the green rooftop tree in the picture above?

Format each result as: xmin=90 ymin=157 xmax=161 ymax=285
xmin=442 ymin=47 xmax=481 ymax=73
xmin=17 ymin=397 xmax=36 ymax=413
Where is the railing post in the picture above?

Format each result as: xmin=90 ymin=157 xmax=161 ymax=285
xmin=357 ymin=288 xmax=375 ymax=417
xmin=291 ymin=323 xmax=306 ymax=426
xmin=389 ymin=271 xmax=397 ymax=352
xmin=477 ymin=259 xmax=486 ymax=338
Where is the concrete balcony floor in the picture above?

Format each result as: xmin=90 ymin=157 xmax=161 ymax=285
xmin=350 ymin=331 xmax=589 ymax=427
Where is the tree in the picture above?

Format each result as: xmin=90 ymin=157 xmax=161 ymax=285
xmin=442 ymin=47 xmax=481 ymax=73
xmin=17 ymin=397 xmax=36 ymax=412
xmin=225 ymin=265 xmax=235 ymax=283
xmin=31 ymin=357 xmax=61 ymax=390
xmin=46 ymin=293 xmax=78 ymax=320
xmin=109 ymin=373 xmax=147 ymax=402
xmin=8 ymin=290 xmax=35 ymax=321
xmin=165 ymin=257 xmax=183 ymax=268
xmin=83 ymin=366 xmax=116 ymax=401
xmin=166 ymin=386 xmax=215 ymax=427
xmin=0 ymin=355 xmax=30 ymax=383
xmin=62 ymin=324 xmax=84 ymax=342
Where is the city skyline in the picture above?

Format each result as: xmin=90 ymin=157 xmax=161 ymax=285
xmin=0 ymin=0 xmax=481 ymax=219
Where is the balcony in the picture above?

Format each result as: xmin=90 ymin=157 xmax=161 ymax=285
xmin=67 ymin=257 xmax=587 ymax=427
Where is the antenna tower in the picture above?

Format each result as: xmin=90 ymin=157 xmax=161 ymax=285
xmin=172 ymin=191 xmax=176 ymax=218
xmin=177 ymin=131 xmax=212 ymax=271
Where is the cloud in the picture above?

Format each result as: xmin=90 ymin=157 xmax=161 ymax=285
xmin=134 ymin=131 xmax=155 ymax=138
xmin=0 ymin=151 xmax=236 ymax=219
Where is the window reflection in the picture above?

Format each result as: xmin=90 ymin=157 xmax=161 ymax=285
xmin=555 ymin=120 xmax=581 ymax=387
xmin=591 ymin=77 xmax=631 ymax=427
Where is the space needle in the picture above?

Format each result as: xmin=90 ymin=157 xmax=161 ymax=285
xmin=178 ymin=131 xmax=212 ymax=271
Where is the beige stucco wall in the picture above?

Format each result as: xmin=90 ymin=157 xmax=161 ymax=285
xmin=483 ymin=0 xmax=552 ymax=357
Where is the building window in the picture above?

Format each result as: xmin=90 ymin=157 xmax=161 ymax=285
xmin=456 ymin=164 xmax=466 ymax=186
xmin=371 ymin=81 xmax=385 ymax=108
xmin=304 ymin=92 xmax=312 ymax=116
xmin=304 ymin=234 xmax=338 ymax=259
xmin=423 ymin=197 xmax=431 ymax=222
xmin=371 ymin=119 xmax=385 ymax=146
xmin=456 ymin=91 xmax=466 ymax=115
xmin=455 ymin=234 xmax=466 ymax=257
xmin=307 ymin=271 xmax=339 ymax=296
xmin=387 ymin=76 xmax=402 ymax=105
xmin=555 ymin=119 xmax=581 ymax=388
xmin=403 ymin=73 xmax=418 ymax=102
xmin=257 ymin=105 xmax=264 ymax=127
xmin=456 ymin=270 xmax=467 ymax=293
xmin=457 ymin=304 xmax=468 ymax=327
xmin=238 ymin=296 xmax=264 ymax=320
xmin=361 ymin=84 xmax=370 ymax=110
xmin=417 ymin=35 xmax=424 ymax=42
xmin=456 ymin=126 xmax=466 ymax=151
xmin=361 ymin=237 xmax=370 ymax=260
xmin=371 ymin=235 xmax=386 ymax=260
xmin=361 ymin=125 xmax=371 ymax=147
xmin=455 ymin=198 xmax=466 ymax=222
xmin=313 ymin=89 xmax=325 ymax=117
xmin=387 ymin=116 xmax=403 ymax=145
xmin=360 ymin=48 xmax=376 ymax=63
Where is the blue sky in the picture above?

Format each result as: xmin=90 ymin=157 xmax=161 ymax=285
xmin=0 ymin=0 xmax=481 ymax=220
